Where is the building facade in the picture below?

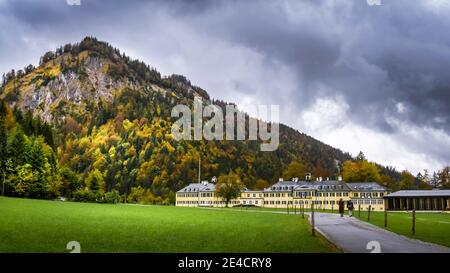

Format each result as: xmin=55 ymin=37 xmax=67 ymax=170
xmin=176 ymin=177 xmax=389 ymax=211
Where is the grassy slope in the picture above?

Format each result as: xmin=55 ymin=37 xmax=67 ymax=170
xmin=0 ymin=197 xmax=337 ymax=253
xmin=354 ymin=211 xmax=450 ymax=247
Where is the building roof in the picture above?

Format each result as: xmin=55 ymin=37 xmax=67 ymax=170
xmin=177 ymin=179 xmax=387 ymax=194
xmin=243 ymin=189 xmax=264 ymax=193
xmin=385 ymin=190 xmax=450 ymax=198
xmin=305 ymin=181 xmax=353 ymax=191
xmin=177 ymin=182 xmax=216 ymax=193
xmin=264 ymin=180 xmax=353 ymax=192
xmin=346 ymin=182 xmax=387 ymax=192
xmin=264 ymin=181 xmax=303 ymax=192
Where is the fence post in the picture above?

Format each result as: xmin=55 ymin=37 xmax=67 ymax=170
xmin=311 ymin=203 xmax=315 ymax=236
xmin=358 ymin=204 xmax=361 ymax=217
xmin=294 ymin=205 xmax=297 ymax=215
xmin=384 ymin=200 xmax=388 ymax=228
xmin=412 ymin=209 xmax=416 ymax=235
xmin=302 ymin=203 xmax=305 ymax=219
xmin=368 ymin=205 xmax=371 ymax=221
xmin=287 ymin=204 xmax=289 ymax=214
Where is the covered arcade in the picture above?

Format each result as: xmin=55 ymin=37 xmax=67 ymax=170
xmin=385 ymin=190 xmax=450 ymax=211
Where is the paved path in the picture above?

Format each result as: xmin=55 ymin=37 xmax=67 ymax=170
xmin=311 ymin=213 xmax=450 ymax=253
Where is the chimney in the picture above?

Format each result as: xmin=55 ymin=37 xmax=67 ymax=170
xmin=305 ymin=173 xmax=311 ymax=181
xmin=326 ymin=177 xmax=330 ymax=181
xmin=279 ymin=178 xmax=283 ymax=182
xmin=338 ymin=176 xmax=342 ymax=181
xmin=319 ymin=177 xmax=323 ymax=182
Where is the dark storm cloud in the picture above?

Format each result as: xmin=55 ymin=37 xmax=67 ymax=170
xmin=1 ymin=0 xmax=449 ymax=130
xmin=0 ymin=0 xmax=449 ymax=169
xmin=185 ymin=0 xmax=450 ymax=133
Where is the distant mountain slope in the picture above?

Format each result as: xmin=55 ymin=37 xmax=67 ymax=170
xmin=1 ymin=37 xmax=370 ymax=201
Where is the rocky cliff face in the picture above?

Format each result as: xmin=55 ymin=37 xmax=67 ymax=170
xmin=2 ymin=53 xmax=142 ymax=124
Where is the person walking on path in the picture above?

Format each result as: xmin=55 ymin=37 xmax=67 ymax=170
xmin=347 ymin=200 xmax=354 ymax=217
xmin=338 ymin=198 xmax=345 ymax=217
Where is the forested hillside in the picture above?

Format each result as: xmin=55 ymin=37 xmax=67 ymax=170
xmin=1 ymin=37 xmax=445 ymax=204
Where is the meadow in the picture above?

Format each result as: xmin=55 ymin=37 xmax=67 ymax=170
xmin=0 ymin=197 xmax=337 ymax=253
xmin=354 ymin=210 xmax=450 ymax=247
xmin=235 ymin=206 xmax=450 ymax=248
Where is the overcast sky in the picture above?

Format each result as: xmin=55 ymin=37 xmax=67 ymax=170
xmin=0 ymin=0 xmax=449 ymax=174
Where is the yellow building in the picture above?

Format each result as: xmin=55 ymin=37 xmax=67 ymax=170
xmin=175 ymin=181 xmax=240 ymax=207
xmin=346 ymin=182 xmax=388 ymax=211
xmin=176 ymin=177 xmax=389 ymax=211
xmin=239 ymin=190 xmax=264 ymax=207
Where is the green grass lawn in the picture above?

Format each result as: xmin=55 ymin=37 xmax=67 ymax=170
xmin=354 ymin=210 xmax=450 ymax=247
xmin=0 ymin=197 xmax=337 ymax=253
xmin=238 ymin=206 xmax=450 ymax=248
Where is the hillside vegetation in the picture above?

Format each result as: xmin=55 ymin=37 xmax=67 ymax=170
xmin=1 ymin=37 xmax=446 ymax=204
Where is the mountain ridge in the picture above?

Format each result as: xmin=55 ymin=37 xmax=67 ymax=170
xmin=0 ymin=37 xmax=401 ymax=202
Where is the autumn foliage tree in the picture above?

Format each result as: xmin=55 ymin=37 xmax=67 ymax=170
xmin=216 ymin=171 xmax=244 ymax=207
xmin=437 ymin=166 xmax=450 ymax=189
xmin=399 ymin=170 xmax=416 ymax=190
xmin=342 ymin=153 xmax=381 ymax=183
xmin=282 ymin=161 xmax=306 ymax=181
xmin=254 ymin=179 xmax=270 ymax=190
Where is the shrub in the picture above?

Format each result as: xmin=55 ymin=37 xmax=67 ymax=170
xmin=127 ymin=186 xmax=154 ymax=204
xmin=102 ymin=190 xmax=120 ymax=204
xmin=72 ymin=188 xmax=97 ymax=202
